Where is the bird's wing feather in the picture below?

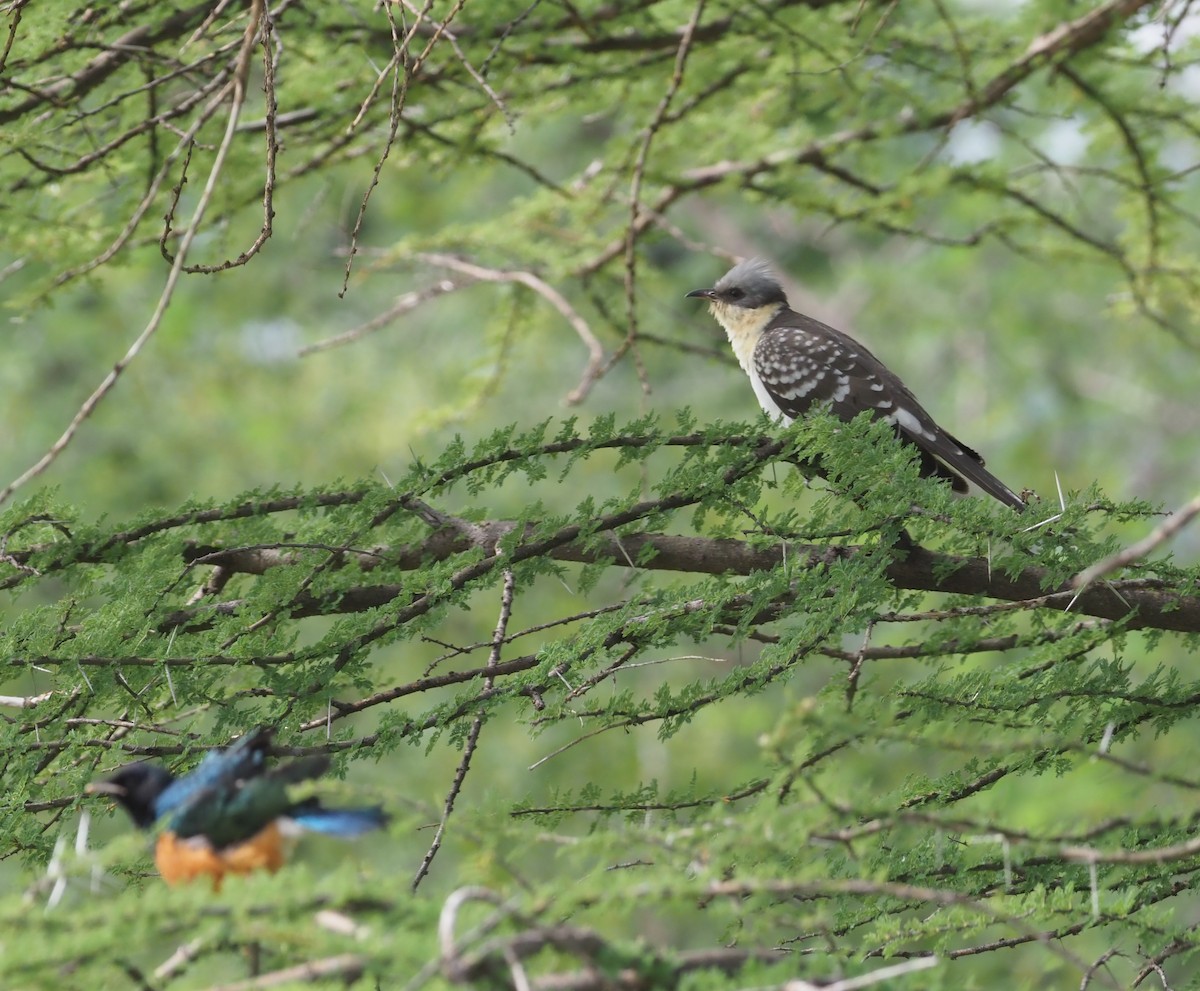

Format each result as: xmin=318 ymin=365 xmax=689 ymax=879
xmin=755 ymin=313 xmax=1024 ymax=509
xmin=169 ymin=776 xmax=294 ymax=848
xmin=154 ymin=727 xmax=273 ymax=816
xmin=167 ymin=751 xmax=342 ymax=849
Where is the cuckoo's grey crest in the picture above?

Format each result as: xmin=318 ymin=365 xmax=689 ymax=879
xmin=687 ymin=258 xmax=1025 ymax=510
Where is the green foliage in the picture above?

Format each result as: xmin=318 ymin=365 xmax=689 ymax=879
xmin=5 ymin=0 xmax=1200 ymax=988
xmin=1 ymin=413 xmax=1197 ymax=988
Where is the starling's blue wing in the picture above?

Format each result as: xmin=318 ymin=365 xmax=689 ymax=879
xmin=153 ymin=727 xmax=273 ymax=819
xmin=169 ymin=774 xmax=292 ymax=848
xmin=168 ymin=753 xmax=332 ymax=848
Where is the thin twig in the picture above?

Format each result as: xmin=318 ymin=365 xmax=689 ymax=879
xmin=413 ymin=565 xmax=515 ymax=890
xmin=1074 ymin=489 xmax=1200 ymax=589
xmin=397 ymin=0 xmax=515 ymax=129
xmin=196 ymin=954 xmax=364 ymax=991
xmin=418 ymin=252 xmax=604 ymax=404
xmin=0 ymin=4 xmax=266 ymax=507
xmin=172 ymin=0 xmax=279 ymax=273
xmin=300 ymin=278 xmax=464 ymax=355
xmin=155 ymin=939 xmax=205 ymax=981
xmin=341 ymin=0 xmax=466 ymax=295
xmin=616 ymin=0 xmax=706 ymax=400
xmin=0 ymin=690 xmax=56 ymax=708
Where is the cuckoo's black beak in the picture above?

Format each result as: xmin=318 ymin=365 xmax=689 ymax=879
xmin=685 ymin=287 xmax=716 ymax=300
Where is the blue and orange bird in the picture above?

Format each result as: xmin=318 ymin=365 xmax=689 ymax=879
xmin=86 ymin=728 xmax=387 ymax=890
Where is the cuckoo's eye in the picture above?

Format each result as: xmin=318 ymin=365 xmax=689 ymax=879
xmin=724 ymin=287 xmax=745 ymax=300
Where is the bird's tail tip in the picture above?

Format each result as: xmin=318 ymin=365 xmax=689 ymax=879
xmin=290 ymin=801 xmax=390 ymax=838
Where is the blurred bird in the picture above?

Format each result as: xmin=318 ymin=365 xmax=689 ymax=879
xmin=687 ymin=258 xmax=1025 ymax=510
xmin=85 ymin=728 xmax=387 ymax=890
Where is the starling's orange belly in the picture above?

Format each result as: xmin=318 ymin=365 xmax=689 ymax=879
xmin=155 ymin=821 xmax=286 ymax=891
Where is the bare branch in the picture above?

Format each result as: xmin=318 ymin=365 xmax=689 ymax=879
xmin=196 ymin=954 xmax=365 ymax=991
xmin=418 ymin=252 xmax=605 ymax=405
xmin=413 ymin=565 xmax=516 ymax=890
xmin=171 ymin=524 xmax=1200 ymax=635
xmin=1074 ymin=490 xmax=1200 ymax=589
xmin=300 ymin=278 xmax=465 ymax=355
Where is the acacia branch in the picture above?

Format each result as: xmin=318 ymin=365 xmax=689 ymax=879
xmin=198 ymin=954 xmax=365 ymax=991
xmin=0 ymin=4 xmax=215 ymax=127
xmin=1074 ymin=489 xmax=1200 ymax=589
xmin=678 ymin=0 xmax=1155 ymax=192
xmin=178 ymin=525 xmax=1200 ymax=634
xmin=0 ymin=3 xmax=267 ymax=508
xmin=572 ymin=0 xmax=1155 ymax=276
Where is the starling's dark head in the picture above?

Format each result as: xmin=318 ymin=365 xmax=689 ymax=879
xmin=86 ymin=762 xmax=175 ymax=829
xmin=686 ymin=258 xmax=789 ymax=311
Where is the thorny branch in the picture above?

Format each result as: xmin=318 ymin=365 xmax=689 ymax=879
xmin=435 ymin=885 xmax=790 ymax=991
xmin=412 ymin=557 xmax=515 ymax=890
xmin=1074 ymin=488 xmax=1200 ymax=589
xmin=155 ymin=524 xmax=1200 ymax=636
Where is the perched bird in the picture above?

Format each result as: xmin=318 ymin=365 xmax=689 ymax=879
xmin=687 ymin=259 xmax=1025 ymax=510
xmin=86 ymin=728 xmax=388 ymax=890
